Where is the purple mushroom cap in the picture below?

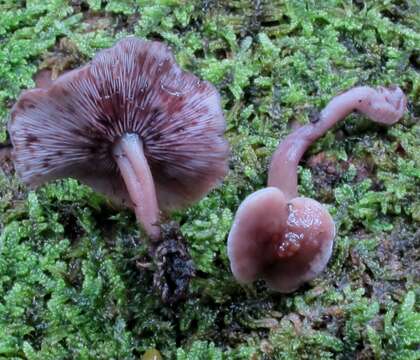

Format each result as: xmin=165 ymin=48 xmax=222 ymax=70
xmin=227 ymin=187 xmax=335 ymax=293
xmin=228 ymin=84 xmax=407 ymax=293
xmin=8 ymin=37 xmax=229 ymax=239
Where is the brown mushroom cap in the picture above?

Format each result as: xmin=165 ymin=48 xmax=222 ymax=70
xmin=228 ymin=187 xmax=335 ymax=293
xmin=8 ymin=37 xmax=228 ymax=212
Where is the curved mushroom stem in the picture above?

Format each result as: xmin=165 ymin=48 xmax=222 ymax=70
xmin=113 ymin=133 xmax=160 ymax=241
xmin=267 ymin=86 xmax=406 ymax=199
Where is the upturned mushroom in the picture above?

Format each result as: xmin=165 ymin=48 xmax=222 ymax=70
xmin=228 ymin=85 xmax=407 ymax=293
xmin=8 ymin=37 xmax=229 ymax=242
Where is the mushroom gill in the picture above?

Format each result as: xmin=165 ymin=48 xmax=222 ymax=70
xmin=9 ymin=37 xmax=229 ymax=241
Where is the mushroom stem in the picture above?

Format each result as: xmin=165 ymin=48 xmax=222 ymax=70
xmin=113 ymin=133 xmax=160 ymax=241
xmin=268 ymin=86 xmax=406 ymax=199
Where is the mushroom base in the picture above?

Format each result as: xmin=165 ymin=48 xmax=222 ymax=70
xmin=151 ymin=222 xmax=196 ymax=304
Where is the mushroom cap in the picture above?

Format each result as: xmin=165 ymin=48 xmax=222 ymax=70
xmin=227 ymin=187 xmax=335 ymax=293
xmin=361 ymin=86 xmax=407 ymax=125
xmin=8 ymin=37 xmax=229 ymax=211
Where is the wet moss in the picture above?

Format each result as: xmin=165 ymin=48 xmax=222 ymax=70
xmin=0 ymin=0 xmax=419 ymax=358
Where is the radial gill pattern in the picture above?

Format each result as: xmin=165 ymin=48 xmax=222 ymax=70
xmin=9 ymin=37 xmax=229 ymax=211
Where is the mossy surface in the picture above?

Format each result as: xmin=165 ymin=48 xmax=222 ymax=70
xmin=0 ymin=0 xmax=419 ymax=359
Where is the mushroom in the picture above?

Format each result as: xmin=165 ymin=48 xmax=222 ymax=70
xmin=228 ymin=85 xmax=407 ymax=293
xmin=8 ymin=37 xmax=229 ymax=242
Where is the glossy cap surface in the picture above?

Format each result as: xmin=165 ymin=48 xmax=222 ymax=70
xmin=228 ymin=188 xmax=335 ymax=292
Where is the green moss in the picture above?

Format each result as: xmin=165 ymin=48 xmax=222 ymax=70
xmin=0 ymin=0 xmax=419 ymax=358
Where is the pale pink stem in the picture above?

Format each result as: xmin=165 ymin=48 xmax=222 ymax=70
xmin=267 ymin=86 xmax=406 ymax=199
xmin=113 ymin=133 xmax=160 ymax=241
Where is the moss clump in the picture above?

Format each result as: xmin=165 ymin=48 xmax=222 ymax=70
xmin=0 ymin=0 xmax=419 ymax=358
